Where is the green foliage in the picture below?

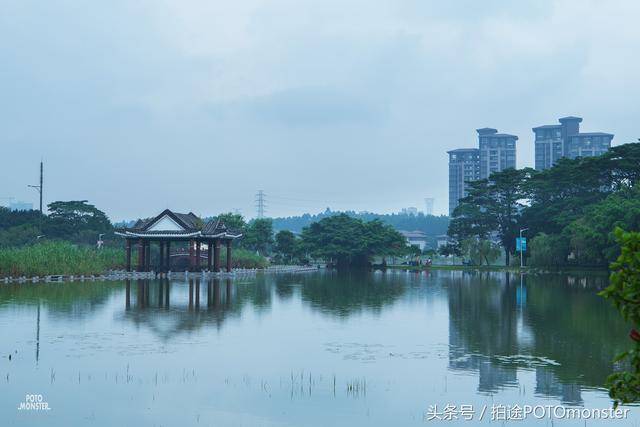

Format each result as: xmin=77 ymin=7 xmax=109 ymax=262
xmin=0 ymin=241 xmax=124 ymax=277
xmin=599 ymin=228 xmax=640 ymax=407
xmin=529 ymin=233 xmax=569 ymax=267
xmin=244 ymin=218 xmax=274 ymax=255
xmin=438 ymin=243 xmax=461 ymax=257
xmin=272 ymin=209 xmax=449 ymax=238
xmin=449 ymin=168 xmax=533 ymax=265
xmin=300 ymin=214 xmax=406 ymax=268
xmin=216 ymin=212 xmax=247 ymax=235
xmin=449 ymin=143 xmax=640 ymax=267
xmin=461 ymin=238 xmax=501 ymax=266
xmin=0 ymin=201 xmax=115 ymax=248
xmin=274 ymin=230 xmax=298 ymax=263
xmin=47 ymin=200 xmax=112 ymax=239
xmin=0 ymin=224 xmax=43 ymax=247
xmin=566 ymin=188 xmax=640 ymax=266
xmin=0 ymin=207 xmax=44 ymax=229
xmin=220 ymin=248 xmax=269 ymax=269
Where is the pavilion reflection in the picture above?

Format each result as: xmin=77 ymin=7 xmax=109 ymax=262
xmin=122 ymin=278 xmax=240 ymax=340
xmin=125 ymin=278 xmax=235 ymax=310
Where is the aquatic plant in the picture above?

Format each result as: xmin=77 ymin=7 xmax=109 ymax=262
xmin=0 ymin=241 xmax=124 ymax=276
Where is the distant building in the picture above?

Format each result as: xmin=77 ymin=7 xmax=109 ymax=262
xmin=567 ymin=132 xmax=614 ymax=159
xmin=533 ymin=116 xmax=613 ymax=170
xmin=9 ymin=201 xmax=33 ymax=211
xmin=399 ymin=230 xmax=429 ymax=251
xmin=436 ymin=234 xmax=450 ymax=249
xmin=424 ymin=198 xmax=434 ymax=216
xmin=477 ymin=128 xmax=518 ymax=179
xmin=400 ymin=207 xmax=419 ymax=216
xmin=448 ymin=148 xmax=480 ymax=215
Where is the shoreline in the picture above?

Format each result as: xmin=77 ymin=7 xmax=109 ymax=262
xmin=387 ymin=264 xmax=610 ymax=274
xmin=0 ymin=265 xmax=320 ymax=284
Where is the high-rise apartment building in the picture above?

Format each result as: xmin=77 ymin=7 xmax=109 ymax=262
xmin=533 ymin=116 xmax=613 ymax=170
xmin=448 ymin=148 xmax=480 ymax=215
xmin=477 ymin=128 xmax=518 ymax=179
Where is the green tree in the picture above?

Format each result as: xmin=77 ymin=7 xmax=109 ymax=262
xmin=45 ymin=200 xmax=112 ymax=241
xmin=216 ymin=212 xmax=247 ymax=235
xmin=300 ymin=214 xmax=405 ymax=268
xmin=528 ymin=233 xmax=569 ymax=268
xmin=600 ymin=228 xmax=640 ymax=407
xmin=275 ymin=230 xmax=298 ymax=263
xmin=449 ymin=168 xmax=533 ymax=265
xmin=461 ymin=238 xmax=501 ymax=266
xmin=0 ymin=224 xmax=42 ymax=248
xmin=244 ymin=218 xmax=274 ymax=255
xmin=565 ymin=188 xmax=640 ymax=266
xmin=522 ymin=155 xmax=613 ymax=236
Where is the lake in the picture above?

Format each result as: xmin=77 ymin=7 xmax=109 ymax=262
xmin=1 ymin=270 xmax=635 ymax=426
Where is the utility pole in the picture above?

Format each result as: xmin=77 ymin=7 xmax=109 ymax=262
xmin=28 ymin=161 xmax=44 ymax=214
xmin=255 ymin=190 xmax=266 ymax=219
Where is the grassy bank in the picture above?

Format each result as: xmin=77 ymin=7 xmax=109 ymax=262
xmin=0 ymin=241 xmax=124 ymax=277
xmin=0 ymin=242 xmax=269 ymax=277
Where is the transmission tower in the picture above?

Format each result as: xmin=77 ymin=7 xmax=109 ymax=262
xmin=255 ymin=190 xmax=267 ymax=218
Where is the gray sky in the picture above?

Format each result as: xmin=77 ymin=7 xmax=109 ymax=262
xmin=2 ymin=0 xmax=639 ymax=221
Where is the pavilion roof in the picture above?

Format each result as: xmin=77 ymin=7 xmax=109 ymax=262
xmin=116 ymin=209 xmax=242 ymax=239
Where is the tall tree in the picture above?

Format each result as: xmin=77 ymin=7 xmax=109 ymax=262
xmin=244 ymin=218 xmax=274 ymax=255
xmin=275 ymin=230 xmax=298 ymax=263
xmin=300 ymin=214 xmax=405 ymax=268
xmin=45 ymin=200 xmax=112 ymax=242
xmin=449 ymin=168 xmax=533 ymax=265
xmin=216 ymin=212 xmax=247 ymax=235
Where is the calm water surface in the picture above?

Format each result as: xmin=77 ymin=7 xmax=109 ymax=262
xmin=0 ymin=270 xmax=636 ymax=426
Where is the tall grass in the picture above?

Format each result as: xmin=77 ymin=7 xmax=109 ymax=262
xmin=0 ymin=241 xmax=124 ymax=277
xmin=220 ymin=248 xmax=269 ymax=269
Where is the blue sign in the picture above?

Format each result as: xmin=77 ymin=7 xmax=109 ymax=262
xmin=516 ymin=237 xmax=527 ymax=252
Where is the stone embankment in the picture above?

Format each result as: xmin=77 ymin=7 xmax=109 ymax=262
xmin=1 ymin=265 xmax=321 ymax=284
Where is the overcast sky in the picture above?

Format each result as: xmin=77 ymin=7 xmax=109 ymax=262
xmin=2 ymin=0 xmax=639 ymax=221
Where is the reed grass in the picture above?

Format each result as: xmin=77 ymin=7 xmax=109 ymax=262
xmin=0 ymin=241 xmax=124 ymax=277
xmin=220 ymin=248 xmax=269 ymax=269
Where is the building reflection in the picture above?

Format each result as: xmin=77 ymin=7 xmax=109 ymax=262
xmin=445 ymin=271 xmax=620 ymax=405
xmin=122 ymin=278 xmax=239 ymax=340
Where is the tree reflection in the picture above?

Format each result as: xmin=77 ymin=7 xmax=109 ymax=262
xmin=445 ymin=271 xmax=628 ymax=405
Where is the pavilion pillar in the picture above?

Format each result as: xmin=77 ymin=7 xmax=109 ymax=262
xmin=213 ymin=239 xmax=221 ymax=272
xmin=189 ymin=240 xmax=195 ymax=272
xmin=137 ymin=239 xmax=144 ymax=272
xmin=207 ymin=241 xmax=213 ymax=270
xmin=145 ymin=241 xmax=151 ymax=272
xmin=125 ymin=239 xmax=132 ymax=272
xmin=195 ymin=241 xmax=202 ymax=271
xmin=159 ymin=242 xmax=165 ymax=272
xmin=165 ymin=241 xmax=171 ymax=271
xmin=226 ymin=240 xmax=232 ymax=272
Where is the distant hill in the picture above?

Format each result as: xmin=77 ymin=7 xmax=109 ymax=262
xmin=272 ymin=209 xmax=450 ymax=236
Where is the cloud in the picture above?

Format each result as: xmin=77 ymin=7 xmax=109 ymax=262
xmin=1 ymin=0 xmax=639 ymax=218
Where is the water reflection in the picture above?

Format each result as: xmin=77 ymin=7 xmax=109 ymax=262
xmin=0 ymin=270 xmax=628 ymax=413
xmin=122 ymin=278 xmax=240 ymax=340
xmin=444 ymin=271 xmax=626 ymax=405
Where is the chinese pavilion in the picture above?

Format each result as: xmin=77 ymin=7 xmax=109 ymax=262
xmin=116 ymin=209 xmax=242 ymax=272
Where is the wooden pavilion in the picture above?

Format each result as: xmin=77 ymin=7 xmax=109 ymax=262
xmin=115 ymin=209 xmax=242 ymax=272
